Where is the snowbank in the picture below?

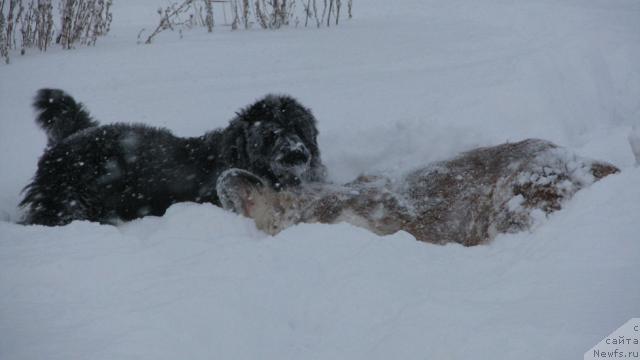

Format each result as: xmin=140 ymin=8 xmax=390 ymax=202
xmin=1 ymin=168 xmax=639 ymax=359
xmin=1 ymin=0 xmax=639 ymax=359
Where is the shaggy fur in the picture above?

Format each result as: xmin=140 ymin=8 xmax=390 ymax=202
xmin=21 ymin=89 xmax=326 ymax=226
xmin=217 ymin=139 xmax=619 ymax=246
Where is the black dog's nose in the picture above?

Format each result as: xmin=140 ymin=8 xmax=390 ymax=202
xmin=279 ymin=148 xmax=310 ymax=166
xmin=275 ymin=134 xmax=311 ymax=167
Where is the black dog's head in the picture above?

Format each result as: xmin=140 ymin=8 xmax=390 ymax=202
xmin=221 ymin=95 xmax=326 ymax=188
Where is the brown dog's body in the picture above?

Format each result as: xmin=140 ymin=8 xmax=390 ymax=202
xmin=218 ymin=139 xmax=618 ymax=246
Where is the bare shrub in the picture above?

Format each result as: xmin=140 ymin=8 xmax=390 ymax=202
xmin=141 ymin=0 xmax=353 ymax=45
xmin=0 ymin=0 xmax=20 ymax=63
xmin=322 ymin=0 xmax=343 ymax=26
xmin=0 ymin=2 xmax=8 ymax=62
xmin=142 ymin=0 xmax=198 ymax=44
xmin=143 ymin=0 xmax=254 ymax=43
xmin=230 ymin=0 xmax=239 ymax=29
xmin=20 ymin=0 xmax=54 ymax=53
xmin=204 ymin=0 xmax=213 ymax=31
xmin=57 ymin=0 xmax=114 ymax=49
xmin=308 ymin=0 xmax=342 ymax=28
xmin=228 ymin=0 xmax=252 ymax=30
xmin=241 ymin=0 xmax=249 ymax=28
xmin=1 ymin=0 xmax=112 ymax=63
xmin=256 ymin=0 xmax=350 ymax=29
xmin=253 ymin=0 xmax=270 ymax=28
xmin=301 ymin=0 xmax=310 ymax=26
xmin=325 ymin=0 xmax=331 ymax=26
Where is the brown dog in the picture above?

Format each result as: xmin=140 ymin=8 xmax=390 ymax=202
xmin=217 ymin=139 xmax=618 ymax=246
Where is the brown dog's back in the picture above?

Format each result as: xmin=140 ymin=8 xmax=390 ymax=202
xmin=219 ymin=139 xmax=619 ymax=245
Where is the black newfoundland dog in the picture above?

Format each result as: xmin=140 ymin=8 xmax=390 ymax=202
xmin=20 ymin=89 xmax=326 ymax=226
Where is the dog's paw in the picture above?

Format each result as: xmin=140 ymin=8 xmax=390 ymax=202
xmin=216 ymin=169 xmax=267 ymax=217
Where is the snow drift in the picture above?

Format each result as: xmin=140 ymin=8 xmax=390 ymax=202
xmin=1 ymin=0 xmax=639 ymax=359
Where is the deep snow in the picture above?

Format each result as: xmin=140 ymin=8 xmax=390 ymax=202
xmin=1 ymin=0 xmax=639 ymax=359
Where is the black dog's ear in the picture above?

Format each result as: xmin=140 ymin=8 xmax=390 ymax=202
xmin=219 ymin=119 xmax=252 ymax=167
xmin=235 ymin=96 xmax=277 ymax=125
xmin=216 ymin=169 xmax=266 ymax=217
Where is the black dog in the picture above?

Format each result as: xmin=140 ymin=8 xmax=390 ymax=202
xmin=20 ymin=89 xmax=326 ymax=226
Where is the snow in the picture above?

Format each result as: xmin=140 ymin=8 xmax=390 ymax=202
xmin=1 ymin=0 xmax=639 ymax=359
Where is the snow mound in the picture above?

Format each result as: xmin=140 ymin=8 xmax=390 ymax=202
xmin=1 ymin=169 xmax=639 ymax=360
xmin=1 ymin=0 xmax=639 ymax=358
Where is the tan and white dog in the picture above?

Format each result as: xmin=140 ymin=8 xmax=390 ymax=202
xmin=217 ymin=139 xmax=618 ymax=246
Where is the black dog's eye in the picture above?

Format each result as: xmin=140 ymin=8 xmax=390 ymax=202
xmin=263 ymin=130 xmax=277 ymax=146
xmin=249 ymin=130 xmax=273 ymax=153
xmin=263 ymin=127 xmax=284 ymax=146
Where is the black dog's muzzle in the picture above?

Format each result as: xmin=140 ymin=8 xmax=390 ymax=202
xmin=274 ymin=135 xmax=311 ymax=168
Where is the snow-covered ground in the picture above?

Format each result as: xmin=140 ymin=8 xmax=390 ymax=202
xmin=1 ymin=0 xmax=639 ymax=359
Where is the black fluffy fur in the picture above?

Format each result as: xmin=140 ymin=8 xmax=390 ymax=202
xmin=33 ymin=89 xmax=99 ymax=146
xmin=21 ymin=89 xmax=326 ymax=226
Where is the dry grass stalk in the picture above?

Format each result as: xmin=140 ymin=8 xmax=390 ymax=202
xmin=57 ymin=0 xmax=112 ymax=49
xmin=241 ymin=0 xmax=248 ymax=28
xmin=204 ymin=0 xmax=213 ymax=32
xmin=0 ymin=1 xmax=9 ymax=63
xmin=2 ymin=0 xmax=82 ymax=63
xmin=143 ymin=0 xmax=196 ymax=44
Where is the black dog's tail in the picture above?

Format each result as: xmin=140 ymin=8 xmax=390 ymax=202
xmin=33 ymin=88 xmax=99 ymax=146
